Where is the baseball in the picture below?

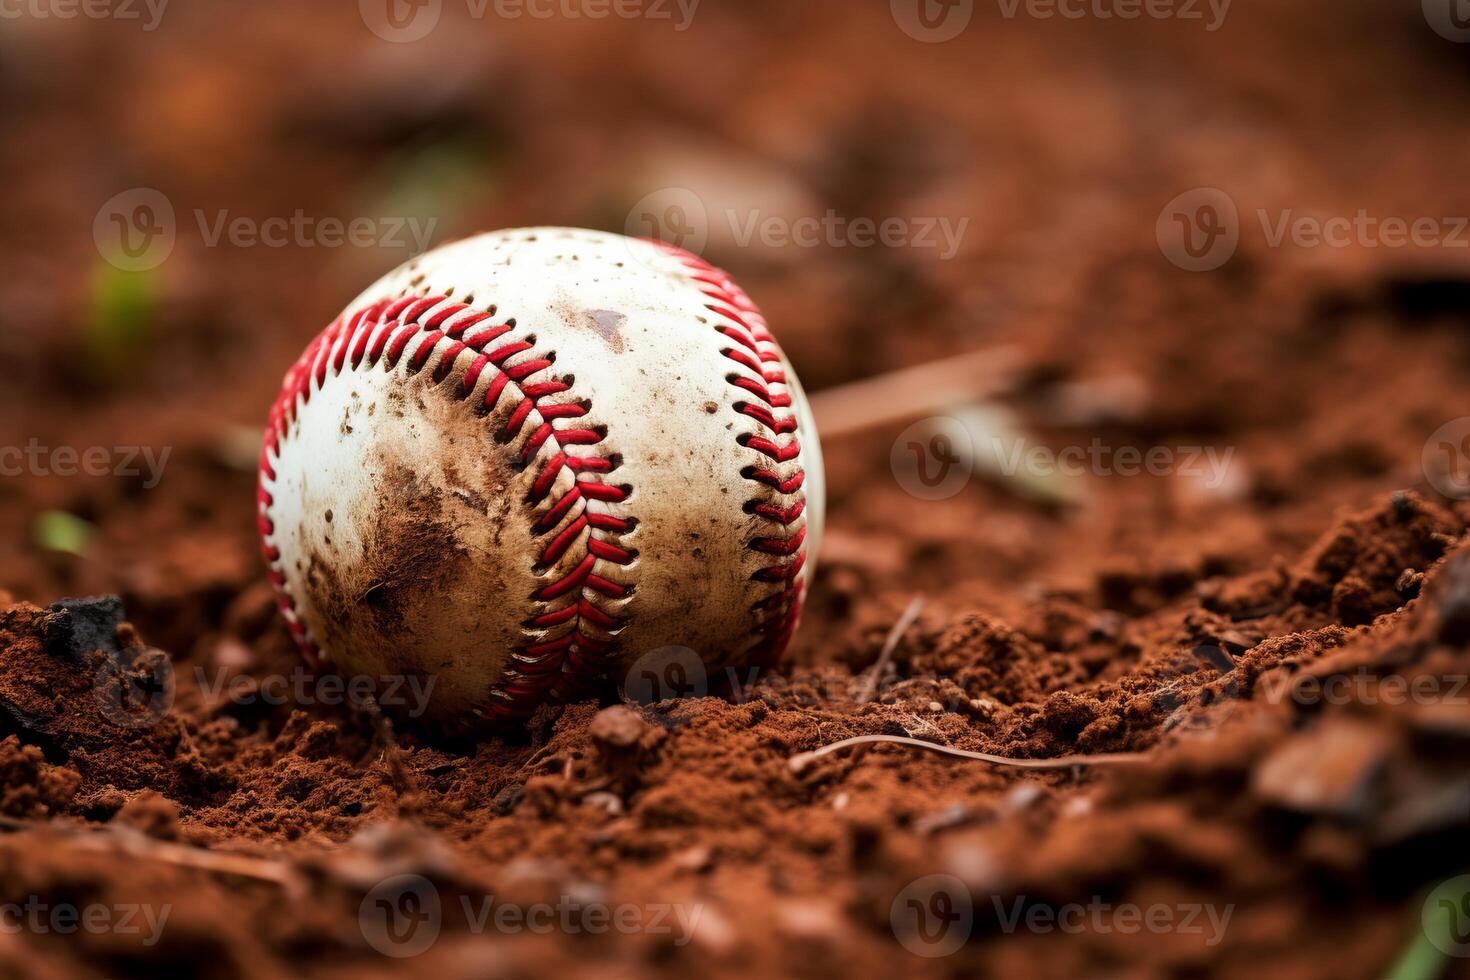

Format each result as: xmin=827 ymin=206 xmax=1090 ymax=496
xmin=257 ymin=228 xmax=824 ymax=732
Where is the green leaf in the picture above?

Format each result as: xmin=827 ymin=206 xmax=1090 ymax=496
xmin=32 ymin=511 xmax=96 ymax=557
xmin=88 ymin=261 xmax=155 ymax=376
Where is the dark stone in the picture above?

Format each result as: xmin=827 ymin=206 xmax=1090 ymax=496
xmin=42 ymin=596 xmax=127 ymax=664
xmin=490 ymin=783 xmax=525 ymax=816
xmin=1436 ymin=558 xmax=1470 ymax=647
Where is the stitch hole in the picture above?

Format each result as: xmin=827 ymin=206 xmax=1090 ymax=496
xmin=741 ymin=499 xmax=761 ymax=514
xmin=437 ymin=354 xmax=467 ymax=385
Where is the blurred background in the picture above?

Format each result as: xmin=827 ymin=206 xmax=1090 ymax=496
xmin=3 ymin=0 xmax=1469 ymax=621
xmin=4 ymin=1 xmax=1470 ymax=977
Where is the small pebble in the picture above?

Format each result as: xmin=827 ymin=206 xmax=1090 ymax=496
xmin=589 ymin=705 xmax=648 ymax=751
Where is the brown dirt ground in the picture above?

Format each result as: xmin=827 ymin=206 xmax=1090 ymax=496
xmin=4 ymin=0 xmax=1470 ymax=977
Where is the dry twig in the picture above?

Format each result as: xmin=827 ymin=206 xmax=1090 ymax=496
xmin=788 ymin=734 xmax=1148 ymax=774
xmin=0 ymin=816 xmax=306 ymax=893
xmin=856 ymin=596 xmax=926 ymax=703
xmin=810 ymin=346 xmax=1024 ymax=439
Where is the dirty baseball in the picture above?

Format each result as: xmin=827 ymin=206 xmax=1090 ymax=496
xmin=257 ymin=228 xmax=824 ymax=731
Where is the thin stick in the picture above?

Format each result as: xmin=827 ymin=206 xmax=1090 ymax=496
xmin=856 ymin=596 xmax=925 ymax=703
xmin=0 ymin=816 xmax=304 ymax=891
xmin=810 ymin=346 xmax=1024 ymax=439
xmin=788 ymin=734 xmax=1148 ymax=774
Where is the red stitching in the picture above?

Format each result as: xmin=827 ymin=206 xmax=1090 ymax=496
xmin=257 ymin=296 xmax=636 ymax=724
xmin=647 ymin=240 xmax=809 ymax=667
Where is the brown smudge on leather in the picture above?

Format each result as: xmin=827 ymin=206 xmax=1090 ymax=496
xmin=553 ymin=297 xmax=628 ymax=353
xmin=300 ymin=461 xmax=473 ymax=673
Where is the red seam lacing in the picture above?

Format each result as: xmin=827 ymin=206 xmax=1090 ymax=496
xmin=646 ymin=240 xmax=809 ymax=666
xmin=257 ymin=295 xmax=635 ymax=722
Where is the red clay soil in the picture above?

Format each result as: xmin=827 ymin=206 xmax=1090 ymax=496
xmin=4 ymin=1 xmax=1470 ymax=978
